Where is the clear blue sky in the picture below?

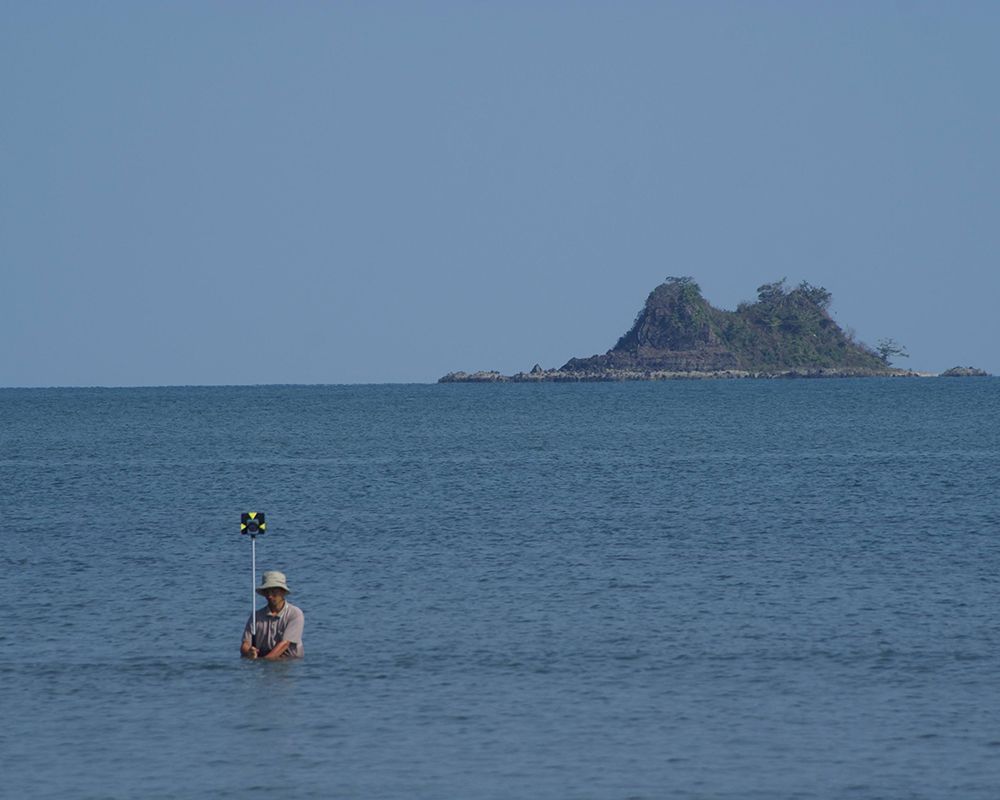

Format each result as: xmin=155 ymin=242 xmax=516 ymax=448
xmin=3 ymin=2 xmax=998 ymax=386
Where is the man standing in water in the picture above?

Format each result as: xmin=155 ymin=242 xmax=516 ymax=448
xmin=240 ymin=571 xmax=305 ymax=660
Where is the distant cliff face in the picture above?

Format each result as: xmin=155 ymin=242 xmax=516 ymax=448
xmin=562 ymin=277 xmax=888 ymax=373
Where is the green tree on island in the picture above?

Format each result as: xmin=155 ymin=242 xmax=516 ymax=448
xmin=875 ymin=338 xmax=909 ymax=364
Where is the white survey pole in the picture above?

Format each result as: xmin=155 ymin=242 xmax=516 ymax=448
xmin=240 ymin=512 xmax=266 ymax=650
xmin=251 ymin=533 xmax=257 ymax=647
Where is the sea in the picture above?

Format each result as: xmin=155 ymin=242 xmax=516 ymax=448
xmin=2 ymin=379 xmax=999 ymax=799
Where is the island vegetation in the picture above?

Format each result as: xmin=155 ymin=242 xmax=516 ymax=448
xmin=441 ymin=278 xmax=952 ymax=382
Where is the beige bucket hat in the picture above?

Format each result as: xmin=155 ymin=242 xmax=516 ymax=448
xmin=256 ymin=570 xmax=292 ymax=595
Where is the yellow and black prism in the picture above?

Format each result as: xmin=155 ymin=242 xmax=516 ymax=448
xmin=240 ymin=512 xmax=266 ymax=536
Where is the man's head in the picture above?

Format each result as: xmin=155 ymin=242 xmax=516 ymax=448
xmin=256 ymin=571 xmax=291 ymax=612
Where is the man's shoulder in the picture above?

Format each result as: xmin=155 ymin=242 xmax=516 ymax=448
xmin=284 ymin=602 xmax=304 ymax=619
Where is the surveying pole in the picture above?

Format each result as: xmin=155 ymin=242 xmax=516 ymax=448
xmin=240 ymin=512 xmax=266 ymax=648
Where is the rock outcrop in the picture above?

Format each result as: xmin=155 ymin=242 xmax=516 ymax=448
xmin=562 ymin=278 xmax=890 ymax=374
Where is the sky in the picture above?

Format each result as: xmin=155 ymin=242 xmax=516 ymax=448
xmin=3 ymin=2 xmax=999 ymax=386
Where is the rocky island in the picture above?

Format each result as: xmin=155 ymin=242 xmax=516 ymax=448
xmin=939 ymin=366 xmax=990 ymax=377
xmin=441 ymin=277 xmax=929 ymax=382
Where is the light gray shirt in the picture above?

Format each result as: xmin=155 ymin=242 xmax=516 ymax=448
xmin=243 ymin=601 xmax=304 ymax=658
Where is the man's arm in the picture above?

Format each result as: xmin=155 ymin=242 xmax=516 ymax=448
xmin=240 ymin=618 xmax=258 ymax=659
xmin=262 ymin=640 xmax=292 ymax=660
xmin=240 ymin=629 xmax=289 ymax=660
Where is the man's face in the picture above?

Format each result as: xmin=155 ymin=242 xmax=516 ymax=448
xmin=264 ymin=588 xmax=287 ymax=612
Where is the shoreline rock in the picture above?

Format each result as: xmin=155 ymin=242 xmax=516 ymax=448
xmin=439 ymin=367 xmax=924 ymax=383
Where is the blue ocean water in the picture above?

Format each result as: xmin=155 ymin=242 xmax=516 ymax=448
xmin=2 ymin=379 xmax=999 ymax=799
